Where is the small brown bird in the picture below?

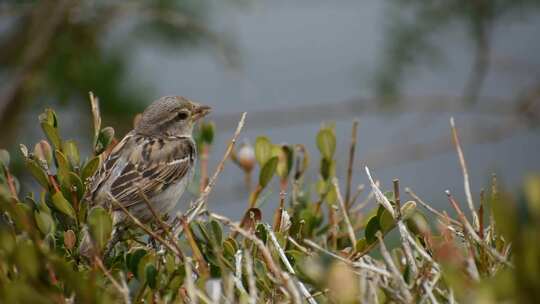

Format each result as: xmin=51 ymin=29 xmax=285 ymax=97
xmin=84 ymin=96 xmax=210 ymax=245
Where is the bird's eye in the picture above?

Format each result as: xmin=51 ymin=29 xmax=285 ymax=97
xmin=176 ymin=111 xmax=189 ymax=120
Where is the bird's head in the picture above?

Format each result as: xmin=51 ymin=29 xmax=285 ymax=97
xmin=135 ymin=96 xmax=212 ymax=137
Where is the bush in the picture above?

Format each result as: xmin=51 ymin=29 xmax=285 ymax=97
xmin=0 ymin=94 xmax=538 ymax=303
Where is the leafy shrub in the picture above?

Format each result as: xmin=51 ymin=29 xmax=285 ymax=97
xmin=0 ymin=94 xmax=538 ymax=303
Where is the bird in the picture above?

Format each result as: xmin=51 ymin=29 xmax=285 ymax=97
xmin=81 ymin=96 xmax=211 ymax=254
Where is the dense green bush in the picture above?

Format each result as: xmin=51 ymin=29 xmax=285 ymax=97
xmin=0 ymin=94 xmax=538 ymax=303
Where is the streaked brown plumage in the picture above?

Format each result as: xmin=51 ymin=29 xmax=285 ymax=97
xmin=83 ymin=96 xmax=210 ymax=239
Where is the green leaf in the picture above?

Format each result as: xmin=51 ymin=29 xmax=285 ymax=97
xmin=55 ymin=150 xmax=71 ymax=172
xmin=51 ymin=191 xmax=76 ymax=219
xmin=209 ymin=220 xmax=223 ymax=245
xmin=328 ymin=182 xmax=340 ymax=205
xmin=316 ymin=178 xmax=329 ymax=196
xmin=255 ymin=223 xmax=268 ymax=244
xmin=319 ymin=158 xmax=335 ymax=180
xmin=316 ymin=128 xmax=336 ymax=160
xmin=293 ymin=144 xmax=309 ymax=179
xmin=39 ymin=109 xmax=60 ymax=150
xmin=61 ymin=172 xmax=84 ymax=200
xmin=283 ymin=145 xmax=294 ymax=177
xmin=14 ymin=242 xmax=40 ymax=279
xmin=146 ymin=264 xmax=158 ymax=289
xmin=378 ymin=206 xmax=395 ymax=233
xmin=39 ymin=191 xmax=51 ymax=214
xmin=276 ymin=145 xmax=294 ymax=180
xmin=200 ymin=121 xmax=215 ymax=144
xmin=255 ymin=136 xmax=272 ymax=166
xmin=62 ymin=140 xmax=80 ymax=169
xmin=405 ymin=211 xmax=430 ymax=237
xmin=81 ymin=156 xmax=100 ymax=181
xmin=355 ymin=238 xmax=368 ymax=252
xmin=223 ymin=238 xmax=238 ymax=260
xmin=259 ymin=156 xmax=279 ymax=188
xmin=127 ymin=248 xmax=148 ymax=278
xmin=40 ymin=123 xmax=62 ymax=151
xmin=24 ymin=159 xmax=50 ymax=189
xmin=87 ymin=207 xmax=113 ymax=252
xmin=34 ymin=210 xmax=55 ymax=235
xmin=137 ymin=253 xmax=156 ymax=283
xmin=95 ymin=127 xmax=115 ymax=155
xmin=364 ymin=215 xmax=380 ymax=244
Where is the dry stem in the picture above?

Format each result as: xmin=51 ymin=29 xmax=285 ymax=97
xmin=450 ymin=117 xmax=479 ymax=230
xmin=332 ymin=178 xmax=357 ymax=247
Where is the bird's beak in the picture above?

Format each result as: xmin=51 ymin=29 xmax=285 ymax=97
xmin=191 ymin=104 xmax=212 ymax=121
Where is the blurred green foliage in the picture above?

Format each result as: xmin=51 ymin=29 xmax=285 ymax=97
xmin=0 ymin=0 xmax=234 ymax=143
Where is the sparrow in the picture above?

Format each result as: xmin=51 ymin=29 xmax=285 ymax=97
xmin=85 ymin=96 xmax=211 ymax=226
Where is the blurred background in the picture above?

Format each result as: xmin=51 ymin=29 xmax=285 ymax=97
xmin=1 ymin=0 xmax=539 ymax=218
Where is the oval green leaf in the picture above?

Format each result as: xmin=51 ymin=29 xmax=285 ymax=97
xmin=255 ymin=136 xmax=272 ymax=166
xmin=316 ymin=128 xmax=336 ymax=160
xmin=51 ymin=191 xmax=76 ymax=219
xmin=364 ymin=215 xmax=380 ymax=244
xmin=259 ymin=156 xmax=278 ymax=188
xmin=81 ymin=156 xmax=100 ymax=181
xmin=62 ymin=140 xmax=80 ymax=169
xmin=378 ymin=207 xmax=395 ymax=233
xmin=25 ymin=159 xmax=50 ymax=189
xmin=34 ymin=210 xmax=55 ymax=235
xmin=87 ymin=207 xmax=113 ymax=251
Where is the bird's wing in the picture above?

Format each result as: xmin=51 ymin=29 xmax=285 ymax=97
xmin=86 ymin=133 xmax=196 ymax=210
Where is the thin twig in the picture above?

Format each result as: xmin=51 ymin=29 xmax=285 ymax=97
xmin=450 ymin=117 xmax=479 ymax=230
xmin=332 ymin=178 xmax=357 ymax=247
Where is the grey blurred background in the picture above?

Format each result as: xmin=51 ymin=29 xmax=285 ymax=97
xmin=1 ymin=0 xmax=539 ymax=218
